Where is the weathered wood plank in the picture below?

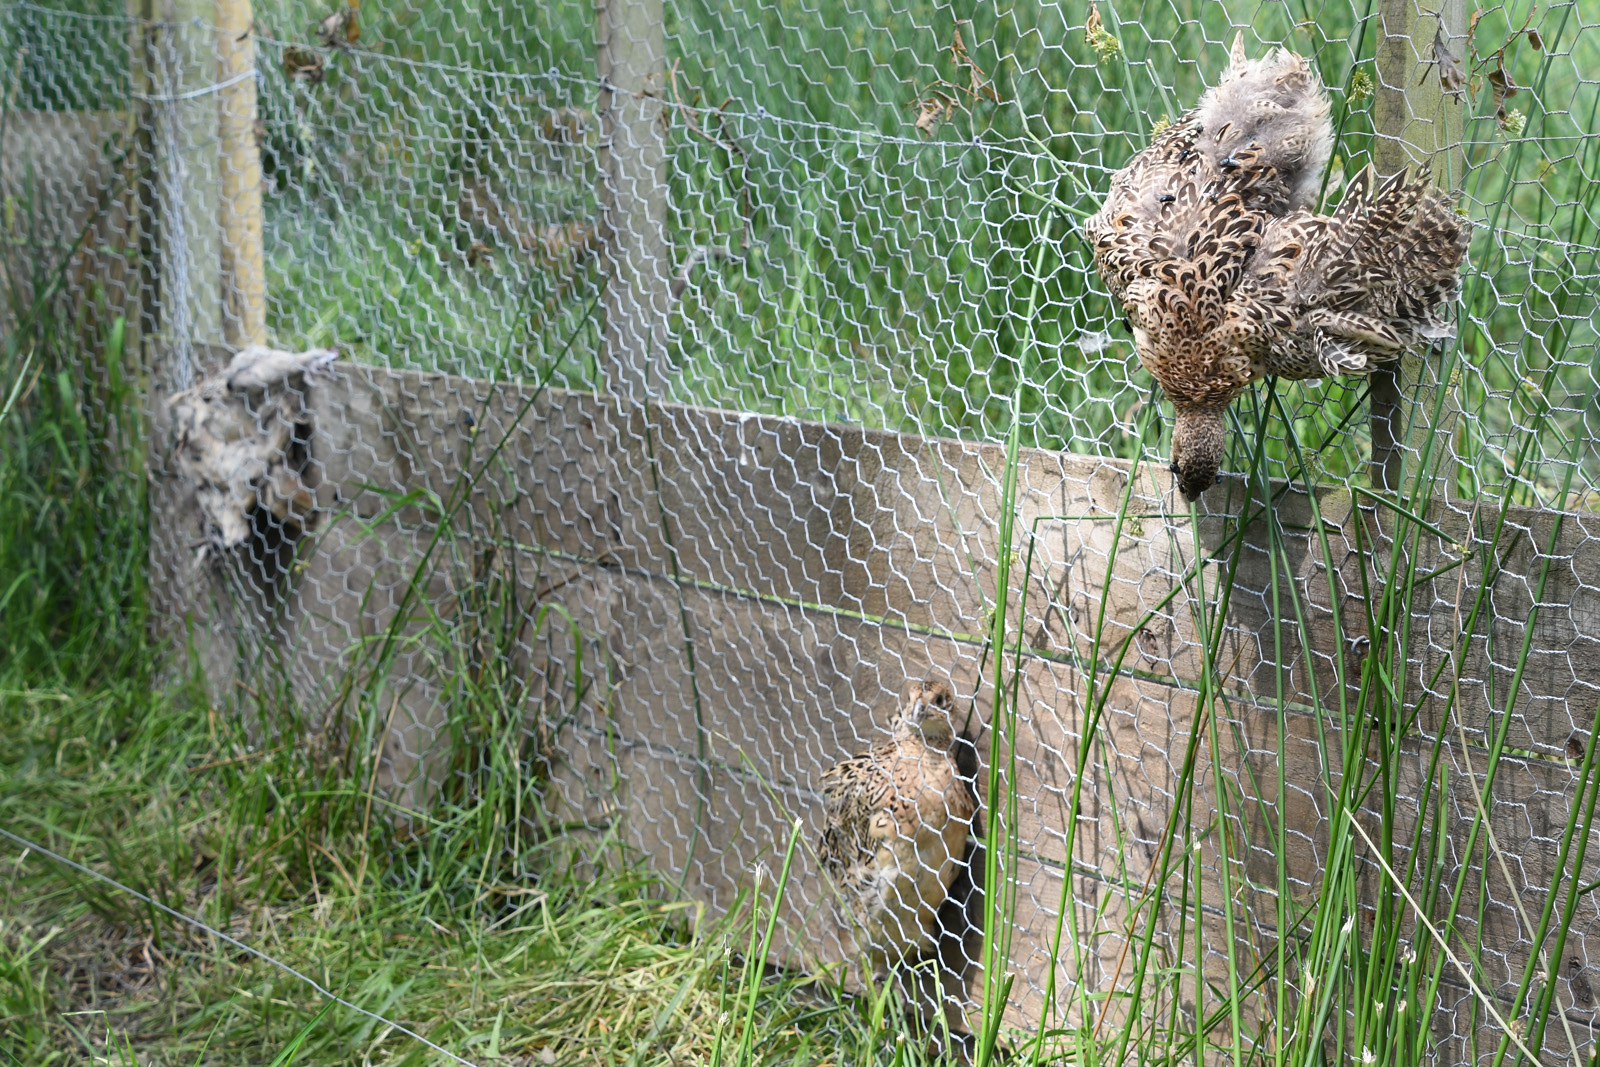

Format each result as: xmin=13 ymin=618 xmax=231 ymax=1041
xmin=151 ymin=362 xmax=1600 ymax=1049
xmin=509 ymin=558 xmax=1600 ymax=1039
xmin=621 ymin=395 xmax=1600 ymax=763
xmin=297 ymin=367 xmax=1600 ymax=873
xmin=302 ymin=365 xmax=1600 ymax=759
xmin=297 ymin=375 xmax=1600 ymax=822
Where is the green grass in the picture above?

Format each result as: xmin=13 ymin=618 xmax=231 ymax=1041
xmin=8 ymin=0 xmax=1590 ymax=486
xmin=0 ymin=138 xmax=915 ymax=1065
xmin=0 ymin=317 xmax=914 ymax=1064
xmin=0 ymin=677 xmax=890 ymax=1066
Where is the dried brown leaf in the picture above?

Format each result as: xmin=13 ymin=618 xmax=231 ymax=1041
xmin=315 ymin=3 xmax=359 ymax=48
xmin=914 ymin=95 xmax=946 ymax=137
xmin=946 ymin=23 xmax=998 ymax=103
xmin=1488 ymin=63 xmax=1517 ymax=106
xmin=1528 ymin=28 xmax=1543 ymax=50
xmin=1489 ymin=60 xmax=1520 ymax=128
xmin=282 ymin=47 xmax=325 ymax=83
xmin=315 ymin=9 xmax=346 ymax=45
xmin=1428 ymin=26 xmax=1467 ymax=95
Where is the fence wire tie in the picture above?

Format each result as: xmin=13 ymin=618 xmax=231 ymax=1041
xmin=132 ymin=68 xmax=256 ymax=104
xmin=0 ymin=823 xmax=484 ymax=1067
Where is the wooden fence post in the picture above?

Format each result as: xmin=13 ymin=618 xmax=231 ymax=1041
xmin=1369 ymin=0 xmax=1467 ymax=496
xmin=134 ymin=0 xmax=252 ymax=698
xmin=596 ymin=0 xmax=668 ymax=401
xmin=216 ymin=0 xmax=267 ymax=347
xmin=134 ymin=0 xmax=224 ymax=389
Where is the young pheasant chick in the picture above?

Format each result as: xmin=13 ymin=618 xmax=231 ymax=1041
xmin=1086 ymin=35 xmax=1471 ymax=499
xmin=818 ymin=679 xmax=977 ymax=980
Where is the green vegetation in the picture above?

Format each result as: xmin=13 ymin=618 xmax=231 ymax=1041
xmin=10 ymin=0 xmax=1583 ymax=490
xmin=220 ymin=0 xmax=1600 ymax=496
xmin=4 ymin=0 xmax=1600 ymax=1064
xmin=0 ymin=162 xmax=905 ymax=1065
xmin=1 ymin=676 xmax=933 ymax=1065
xmin=0 ymin=678 xmax=898 ymax=1065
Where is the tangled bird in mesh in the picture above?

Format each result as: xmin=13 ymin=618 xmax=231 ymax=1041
xmin=1085 ymin=35 xmax=1472 ymax=499
xmin=818 ymin=679 xmax=977 ymax=991
xmin=168 ymin=344 xmax=337 ymax=562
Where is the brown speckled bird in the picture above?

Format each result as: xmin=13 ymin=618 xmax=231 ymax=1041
xmin=818 ymin=680 xmax=977 ymax=978
xmin=1086 ymin=35 xmax=1471 ymax=499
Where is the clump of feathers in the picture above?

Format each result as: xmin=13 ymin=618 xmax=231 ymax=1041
xmin=1087 ymin=34 xmax=1471 ymax=499
xmin=168 ymin=345 xmax=337 ymax=562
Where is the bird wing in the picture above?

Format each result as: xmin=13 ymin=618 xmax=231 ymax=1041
xmin=1222 ymin=166 xmax=1471 ymax=378
xmin=1087 ymin=38 xmax=1334 ymax=313
xmin=818 ymin=747 xmax=896 ymax=877
xmin=1085 ymin=113 xmax=1209 ymax=309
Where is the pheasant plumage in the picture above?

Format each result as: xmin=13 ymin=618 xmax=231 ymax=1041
xmin=818 ymin=680 xmax=976 ymax=977
xmin=1086 ymin=35 xmax=1471 ymax=499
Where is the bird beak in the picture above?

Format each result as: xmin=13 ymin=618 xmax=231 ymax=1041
xmin=909 ymin=699 xmax=928 ymax=723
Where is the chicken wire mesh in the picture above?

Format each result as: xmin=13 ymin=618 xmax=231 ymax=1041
xmin=5 ymin=0 xmax=1600 ymax=1059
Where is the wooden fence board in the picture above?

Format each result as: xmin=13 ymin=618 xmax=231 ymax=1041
xmin=308 ymin=367 xmax=1600 ymax=760
xmin=508 ymin=557 xmax=1600 ymax=1037
xmin=153 ymin=362 xmax=1600 ymax=1049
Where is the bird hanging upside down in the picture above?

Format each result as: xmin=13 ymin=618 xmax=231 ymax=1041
xmin=1085 ymin=34 xmax=1471 ymax=500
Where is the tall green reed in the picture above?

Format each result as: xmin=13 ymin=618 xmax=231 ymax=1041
xmin=966 ymin=14 xmax=1600 ymax=1058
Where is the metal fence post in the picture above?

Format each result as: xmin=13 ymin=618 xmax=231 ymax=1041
xmin=1369 ymin=0 xmax=1467 ymax=497
xmin=596 ymin=0 xmax=668 ymax=401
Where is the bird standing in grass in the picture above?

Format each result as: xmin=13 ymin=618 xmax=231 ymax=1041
xmin=818 ymin=679 xmax=977 ymax=981
xmin=1086 ymin=35 xmax=1471 ymax=500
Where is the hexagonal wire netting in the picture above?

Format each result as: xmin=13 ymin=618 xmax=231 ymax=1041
xmin=4 ymin=0 xmax=1600 ymax=1060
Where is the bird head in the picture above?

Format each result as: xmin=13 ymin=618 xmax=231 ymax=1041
xmin=1170 ymin=406 xmax=1227 ymax=501
xmin=897 ymin=679 xmax=958 ymax=747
